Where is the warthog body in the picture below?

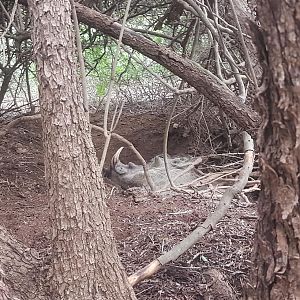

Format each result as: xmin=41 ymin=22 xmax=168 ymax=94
xmin=107 ymin=148 xmax=200 ymax=190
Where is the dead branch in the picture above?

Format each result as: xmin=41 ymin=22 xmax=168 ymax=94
xmin=0 ymin=0 xmax=18 ymax=40
xmin=162 ymin=26 xmax=199 ymax=189
xmin=73 ymin=2 xmax=259 ymax=131
xmin=7 ymin=0 xmax=259 ymax=130
xmin=128 ymin=133 xmax=254 ymax=286
xmin=98 ymin=0 xmax=132 ymax=174
xmin=121 ymin=45 xmax=195 ymax=96
xmin=163 ymin=92 xmax=180 ymax=188
xmin=228 ymin=0 xmax=258 ymax=89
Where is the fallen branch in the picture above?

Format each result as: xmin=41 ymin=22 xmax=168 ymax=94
xmin=128 ymin=132 xmax=254 ymax=286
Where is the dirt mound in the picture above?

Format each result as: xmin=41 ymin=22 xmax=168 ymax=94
xmin=90 ymin=111 xmax=191 ymax=164
xmin=0 ymin=112 xmax=256 ymax=299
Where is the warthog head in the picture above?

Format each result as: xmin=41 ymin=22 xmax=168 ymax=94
xmin=107 ymin=147 xmax=200 ymax=190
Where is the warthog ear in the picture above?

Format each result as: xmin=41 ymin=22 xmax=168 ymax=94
xmin=111 ymin=147 xmax=124 ymax=169
xmin=152 ymin=156 xmax=163 ymax=167
xmin=128 ymin=162 xmax=138 ymax=168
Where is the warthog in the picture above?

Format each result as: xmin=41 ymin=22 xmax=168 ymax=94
xmin=106 ymin=147 xmax=201 ymax=190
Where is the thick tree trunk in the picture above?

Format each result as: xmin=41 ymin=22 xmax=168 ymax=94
xmin=27 ymin=0 xmax=136 ymax=299
xmin=253 ymin=1 xmax=300 ymax=299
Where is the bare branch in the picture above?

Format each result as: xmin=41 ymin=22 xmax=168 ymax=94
xmin=0 ymin=0 xmax=18 ymax=37
xmin=228 ymin=0 xmax=258 ymax=90
xmin=74 ymin=2 xmax=259 ymax=130
xmin=128 ymin=133 xmax=255 ymax=286
xmin=98 ymin=0 xmax=133 ymax=175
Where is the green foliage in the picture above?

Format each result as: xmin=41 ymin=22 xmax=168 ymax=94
xmin=83 ymin=37 xmax=166 ymax=97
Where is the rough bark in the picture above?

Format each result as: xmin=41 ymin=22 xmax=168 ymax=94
xmin=27 ymin=0 xmax=137 ymax=299
xmin=0 ymin=226 xmax=47 ymax=300
xmin=253 ymin=1 xmax=300 ymax=299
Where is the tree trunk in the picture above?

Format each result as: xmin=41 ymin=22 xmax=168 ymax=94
xmin=253 ymin=1 xmax=300 ymax=299
xmin=27 ymin=0 xmax=137 ymax=299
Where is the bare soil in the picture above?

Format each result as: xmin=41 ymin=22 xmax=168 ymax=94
xmin=0 ymin=111 xmax=257 ymax=299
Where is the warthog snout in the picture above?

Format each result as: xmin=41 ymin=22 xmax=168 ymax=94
xmin=107 ymin=147 xmax=200 ymax=190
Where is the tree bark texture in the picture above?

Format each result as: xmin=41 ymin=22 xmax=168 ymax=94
xmin=253 ymin=1 xmax=300 ymax=299
xmin=0 ymin=226 xmax=47 ymax=300
xmin=27 ymin=1 xmax=137 ymax=299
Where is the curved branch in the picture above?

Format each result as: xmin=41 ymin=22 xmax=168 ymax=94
xmin=128 ymin=132 xmax=254 ymax=286
xmin=11 ymin=0 xmax=259 ymax=130
xmin=74 ymin=3 xmax=259 ymax=131
xmin=91 ymin=123 xmax=155 ymax=191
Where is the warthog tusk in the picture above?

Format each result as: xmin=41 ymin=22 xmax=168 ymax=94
xmin=111 ymin=147 xmax=124 ymax=168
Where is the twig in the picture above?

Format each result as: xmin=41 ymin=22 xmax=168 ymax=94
xmin=121 ymin=45 xmax=196 ymax=96
xmin=99 ymin=0 xmax=132 ymax=174
xmin=228 ymin=0 xmax=258 ymax=90
xmin=0 ymin=0 xmax=18 ymax=40
xmin=102 ymin=0 xmax=132 ymax=136
xmin=163 ymin=92 xmax=180 ymax=188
